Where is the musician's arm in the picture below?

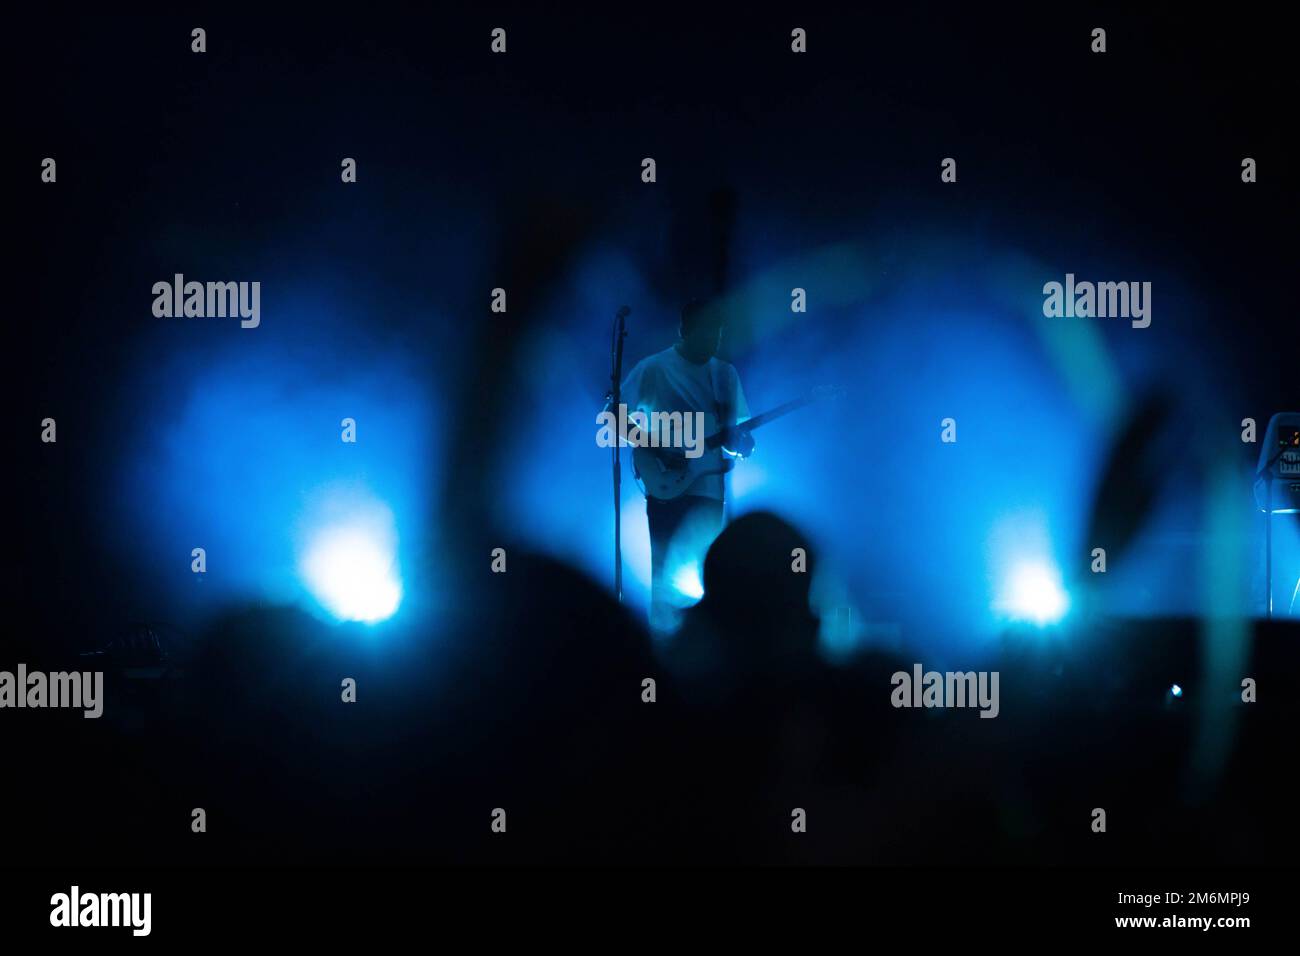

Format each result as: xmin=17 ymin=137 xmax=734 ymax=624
xmin=600 ymin=395 xmax=649 ymax=447
xmin=603 ymin=363 xmax=651 ymax=447
xmin=721 ymin=372 xmax=755 ymax=458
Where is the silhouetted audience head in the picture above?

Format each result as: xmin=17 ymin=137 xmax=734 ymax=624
xmin=695 ymin=510 xmax=819 ymax=665
xmin=659 ymin=510 xmax=824 ymax=716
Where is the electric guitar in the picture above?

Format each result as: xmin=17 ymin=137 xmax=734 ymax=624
xmin=632 ymin=385 xmax=845 ymax=500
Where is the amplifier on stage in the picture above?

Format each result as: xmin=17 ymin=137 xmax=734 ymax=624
xmin=1255 ymin=412 xmax=1300 ymax=514
xmin=1254 ymin=413 xmax=1300 ymax=618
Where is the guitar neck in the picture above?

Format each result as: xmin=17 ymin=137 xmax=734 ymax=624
xmin=703 ymin=395 xmax=815 ymax=450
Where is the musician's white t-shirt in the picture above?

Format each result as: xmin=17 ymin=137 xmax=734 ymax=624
xmin=620 ymin=345 xmax=749 ymax=500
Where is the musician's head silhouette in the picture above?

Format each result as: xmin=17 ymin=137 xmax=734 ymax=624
xmin=678 ymin=298 xmax=725 ymax=363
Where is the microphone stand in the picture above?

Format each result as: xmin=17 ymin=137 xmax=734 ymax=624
xmin=610 ymin=306 xmax=630 ymax=602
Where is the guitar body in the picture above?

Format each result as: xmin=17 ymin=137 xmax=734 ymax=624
xmin=633 ymin=445 xmax=732 ymax=500
xmin=629 ymin=385 xmax=844 ymax=501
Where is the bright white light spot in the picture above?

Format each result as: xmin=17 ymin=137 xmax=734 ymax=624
xmin=1170 ymin=683 xmax=1183 ymax=698
xmin=670 ymin=561 xmax=704 ymax=601
xmin=998 ymin=561 xmax=1069 ymax=626
xmin=302 ymin=524 xmax=402 ymax=622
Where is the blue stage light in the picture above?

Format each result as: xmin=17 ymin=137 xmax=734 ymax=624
xmin=998 ymin=560 xmax=1069 ymax=626
xmin=1170 ymin=683 xmax=1183 ymax=698
xmin=301 ymin=521 xmax=402 ymax=623
xmin=671 ymin=561 xmax=705 ymax=601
